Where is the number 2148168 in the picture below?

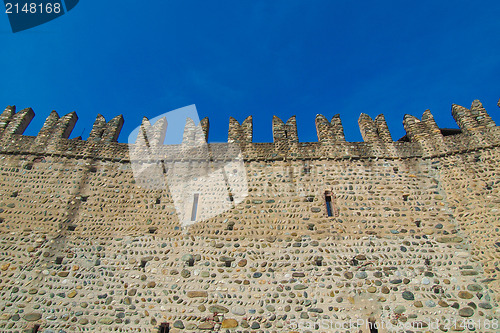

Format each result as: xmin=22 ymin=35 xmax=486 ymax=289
xmin=5 ymin=2 xmax=61 ymax=14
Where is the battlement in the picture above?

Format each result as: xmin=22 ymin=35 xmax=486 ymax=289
xmin=0 ymin=99 xmax=498 ymax=161
xmin=1 ymin=100 xmax=500 ymax=332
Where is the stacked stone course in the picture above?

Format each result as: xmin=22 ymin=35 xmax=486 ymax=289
xmin=0 ymin=100 xmax=499 ymax=332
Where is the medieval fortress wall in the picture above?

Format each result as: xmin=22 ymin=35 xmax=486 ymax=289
xmin=0 ymin=100 xmax=499 ymax=332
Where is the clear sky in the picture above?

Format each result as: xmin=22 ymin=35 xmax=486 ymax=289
xmin=1 ymin=1 xmax=499 ymax=143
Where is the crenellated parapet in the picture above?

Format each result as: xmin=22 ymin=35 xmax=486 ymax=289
xmin=228 ymin=116 xmax=252 ymax=145
xmin=35 ymin=110 xmax=78 ymax=150
xmin=402 ymin=109 xmax=449 ymax=156
xmin=182 ymin=117 xmax=209 ymax=145
xmin=315 ymin=114 xmax=345 ymax=143
xmin=89 ymin=114 xmax=124 ymax=143
xmin=137 ymin=116 xmax=167 ymax=147
xmin=358 ymin=113 xmax=392 ymax=143
xmin=0 ymin=105 xmax=35 ymax=141
xmin=0 ymin=105 xmax=16 ymax=134
xmin=353 ymin=113 xmax=398 ymax=158
xmin=272 ymin=115 xmax=298 ymax=156
xmin=403 ymin=110 xmax=441 ymax=142
xmin=452 ymin=100 xmax=496 ymax=133
xmin=0 ymin=99 xmax=498 ymax=161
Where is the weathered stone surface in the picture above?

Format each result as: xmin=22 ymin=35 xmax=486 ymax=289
xmin=221 ymin=319 xmax=238 ymax=328
xmin=294 ymin=284 xmax=308 ymax=290
xmin=198 ymin=322 xmax=215 ymax=330
xmin=24 ymin=313 xmax=42 ymax=321
xmin=98 ymin=317 xmax=114 ymax=325
xmin=478 ymin=303 xmax=492 ymax=309
xmin=459 ymin=307 xmax=474 ymax=317
xmin=209 ymin=305 xmax=229 ymax=313
xmin=394 ymin=305 xmax=406 ymax=314
xmin=458 ymin=291 xmax=473 ymax=299
xmin=0 ymin=100 xmax=498 ymax=331
xmin=232 ymin=306 xmax=245 ymax=316
xmin=187 ymin=291 xmax=208 ymax=298
xmin=402 ymin=291 xmax=414 ymax=301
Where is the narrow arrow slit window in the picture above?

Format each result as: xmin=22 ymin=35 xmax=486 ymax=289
xmin=191 ymin=193 xmax=199 ymax=221
xmin=325 ymin=191 xmax=334 ymax=217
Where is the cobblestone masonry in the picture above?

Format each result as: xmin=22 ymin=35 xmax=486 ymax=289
xmin=0 ymin=100 xmax=499 ymax=332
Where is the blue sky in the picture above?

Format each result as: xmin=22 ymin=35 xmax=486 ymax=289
xmin=1 ymin=1 xmax=499 ymax=143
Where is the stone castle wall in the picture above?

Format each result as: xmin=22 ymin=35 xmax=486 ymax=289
xmin=0 ymin=100 xmax=499 ymax=332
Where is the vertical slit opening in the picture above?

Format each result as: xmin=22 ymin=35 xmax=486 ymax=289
xmin=191 ymin=193 xmax=199 ymax=221
xmin=368 ymin=318 xmax=378 ymax=333
xmin=159 ymin=322 xmax=170 ymax=333
xmin=325 ymin=191 xmax=333 ymax=217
